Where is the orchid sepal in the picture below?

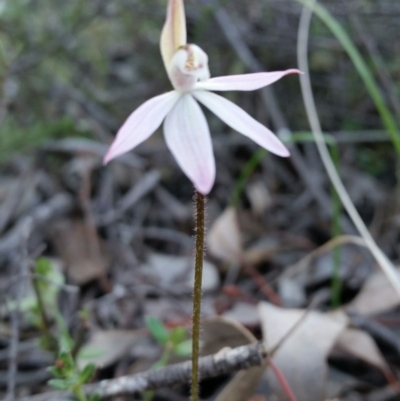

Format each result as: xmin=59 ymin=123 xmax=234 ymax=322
xmin=160 ymin=0 xmax=187 ymax=71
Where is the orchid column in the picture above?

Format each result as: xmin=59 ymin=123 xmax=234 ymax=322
xmin=104 ymin=0 xmax=300 ymax=399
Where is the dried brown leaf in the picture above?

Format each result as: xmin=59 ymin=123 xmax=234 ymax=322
xmin=258 ymin=303 xmax=347 ymax=401
xmin=222 ymin=302 xmax=259 ymax=327
xmin=243 ymin=237 xmax=279 ymax=266
xmin=203 ymin=317 xmax=267 ymax=401
xmin=347 ymin=269 xmax=400 ymax=316
xmin=51 ymin=219 xmax=109 ymax=284
xmin=143 ymin=253 xmax=219 ymax=292
xmin=201 ymin=316 xmax=256 ymax=356
xmin=215 ymin=365 xmax=267 ymax=401
xmin=207 ymin=207 xmax=242 ymax=264
xmin=335 ymin=327 xmax=389 ymax=372
xmin=246 ymin=181 xmax=271 ymax=216
xmin=78 ymin=330 xmax=142 ymax=369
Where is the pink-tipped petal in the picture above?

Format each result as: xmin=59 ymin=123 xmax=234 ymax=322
xmin=160 ymin=0 xmax=187 ymax=70
xmin=195 ymin=69 xmax=301 ymax=92
xmin=164 ymin=94 xmax=216 ymax=194
xmin=193 ymin=90 xmax=289 ymax=157
xmin=104 ymin=91 xmax=180 ymax=164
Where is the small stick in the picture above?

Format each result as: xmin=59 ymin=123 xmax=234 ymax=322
xmin=18 ymin=342 xmax=266 ymax=401
xmin=7 ymin=227 xmax=31 ymax=401
xmin=0 ymin=194 xmax=74 ymax=264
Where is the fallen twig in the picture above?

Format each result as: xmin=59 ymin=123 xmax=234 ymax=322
xmin=18 ymin=342 xmax=266 ymax=401
xmin=0 ymin=193 xmax=74 ymax=264
xmin=95 ymin=170 xmax=161 ymax=226
xmin=41 ymin=138 xmax=145 ymax=169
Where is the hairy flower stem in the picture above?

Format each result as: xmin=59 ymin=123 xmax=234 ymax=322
xmin=191 ymin=191 xmax=205 ymax=401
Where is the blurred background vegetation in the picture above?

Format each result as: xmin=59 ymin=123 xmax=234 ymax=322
xmin=1 ymin=0 xmax=399 ymax=174
xmin=2 ymin=1 xmax=400 ymax=399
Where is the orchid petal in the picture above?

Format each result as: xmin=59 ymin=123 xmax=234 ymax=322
xmin=195 ymin=69 xmax=301 ymax=91
xmin=160 ymin=0 xmax=187 ymax=70
xmin=193 ymin=90 xmax=289 ymax=157
xmin=104 ymin=91 xmax=180 ymax=164
xmin=164 ymin=94 xmax=216 ymax=194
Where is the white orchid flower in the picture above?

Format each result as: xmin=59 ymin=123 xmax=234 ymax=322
xmin=104 ymin=0 xmax=301 ymax=194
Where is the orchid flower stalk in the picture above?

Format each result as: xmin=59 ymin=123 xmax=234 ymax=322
xmin=104 ymin=1 xmax=300 ymax=399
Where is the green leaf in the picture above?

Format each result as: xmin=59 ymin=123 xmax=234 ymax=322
xmin=78 ymin=346 xmax=105 ymax=360
xmin=145 ymin=316 xmax=169 ymax=344
xmin=152 ymin=358 xmax=168 ymax=369
xmin=174 ymin=340 xmax=192 ymax=357
xmin=89 ymin=393 xmax=101 ymax=401
xmin=37 ymin=259 xmax=65 ymax=305
xmin=79 ymin=363 xmax=96 ymax=384
xmin=48 ymin=366 xmax=63 ymax=378
xmin=59 ymin=351 xmax=75 ymax=372
xmin=7 ymin=296 xmax=36 ymax=314
xmin=48 ymin=379 xmax=70 ymax=390
xmin=79 ymin=307 xmax=89 ymax=321
xmin=58 ymin=325 xmax=75 ymax=353
xmin=169 ymin=326 xmax=186 ymax=346
xmin=35 ymin=257 xmax=52 ymax=276
xmin=33 ymin=257 xmax=65 ymax=322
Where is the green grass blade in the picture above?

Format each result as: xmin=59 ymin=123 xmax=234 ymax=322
xmin=294 ymin=0 xmax=400 ymax=155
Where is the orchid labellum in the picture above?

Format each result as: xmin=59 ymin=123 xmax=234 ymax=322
xmin=104 ymin=0 xmax=301 ymax=195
